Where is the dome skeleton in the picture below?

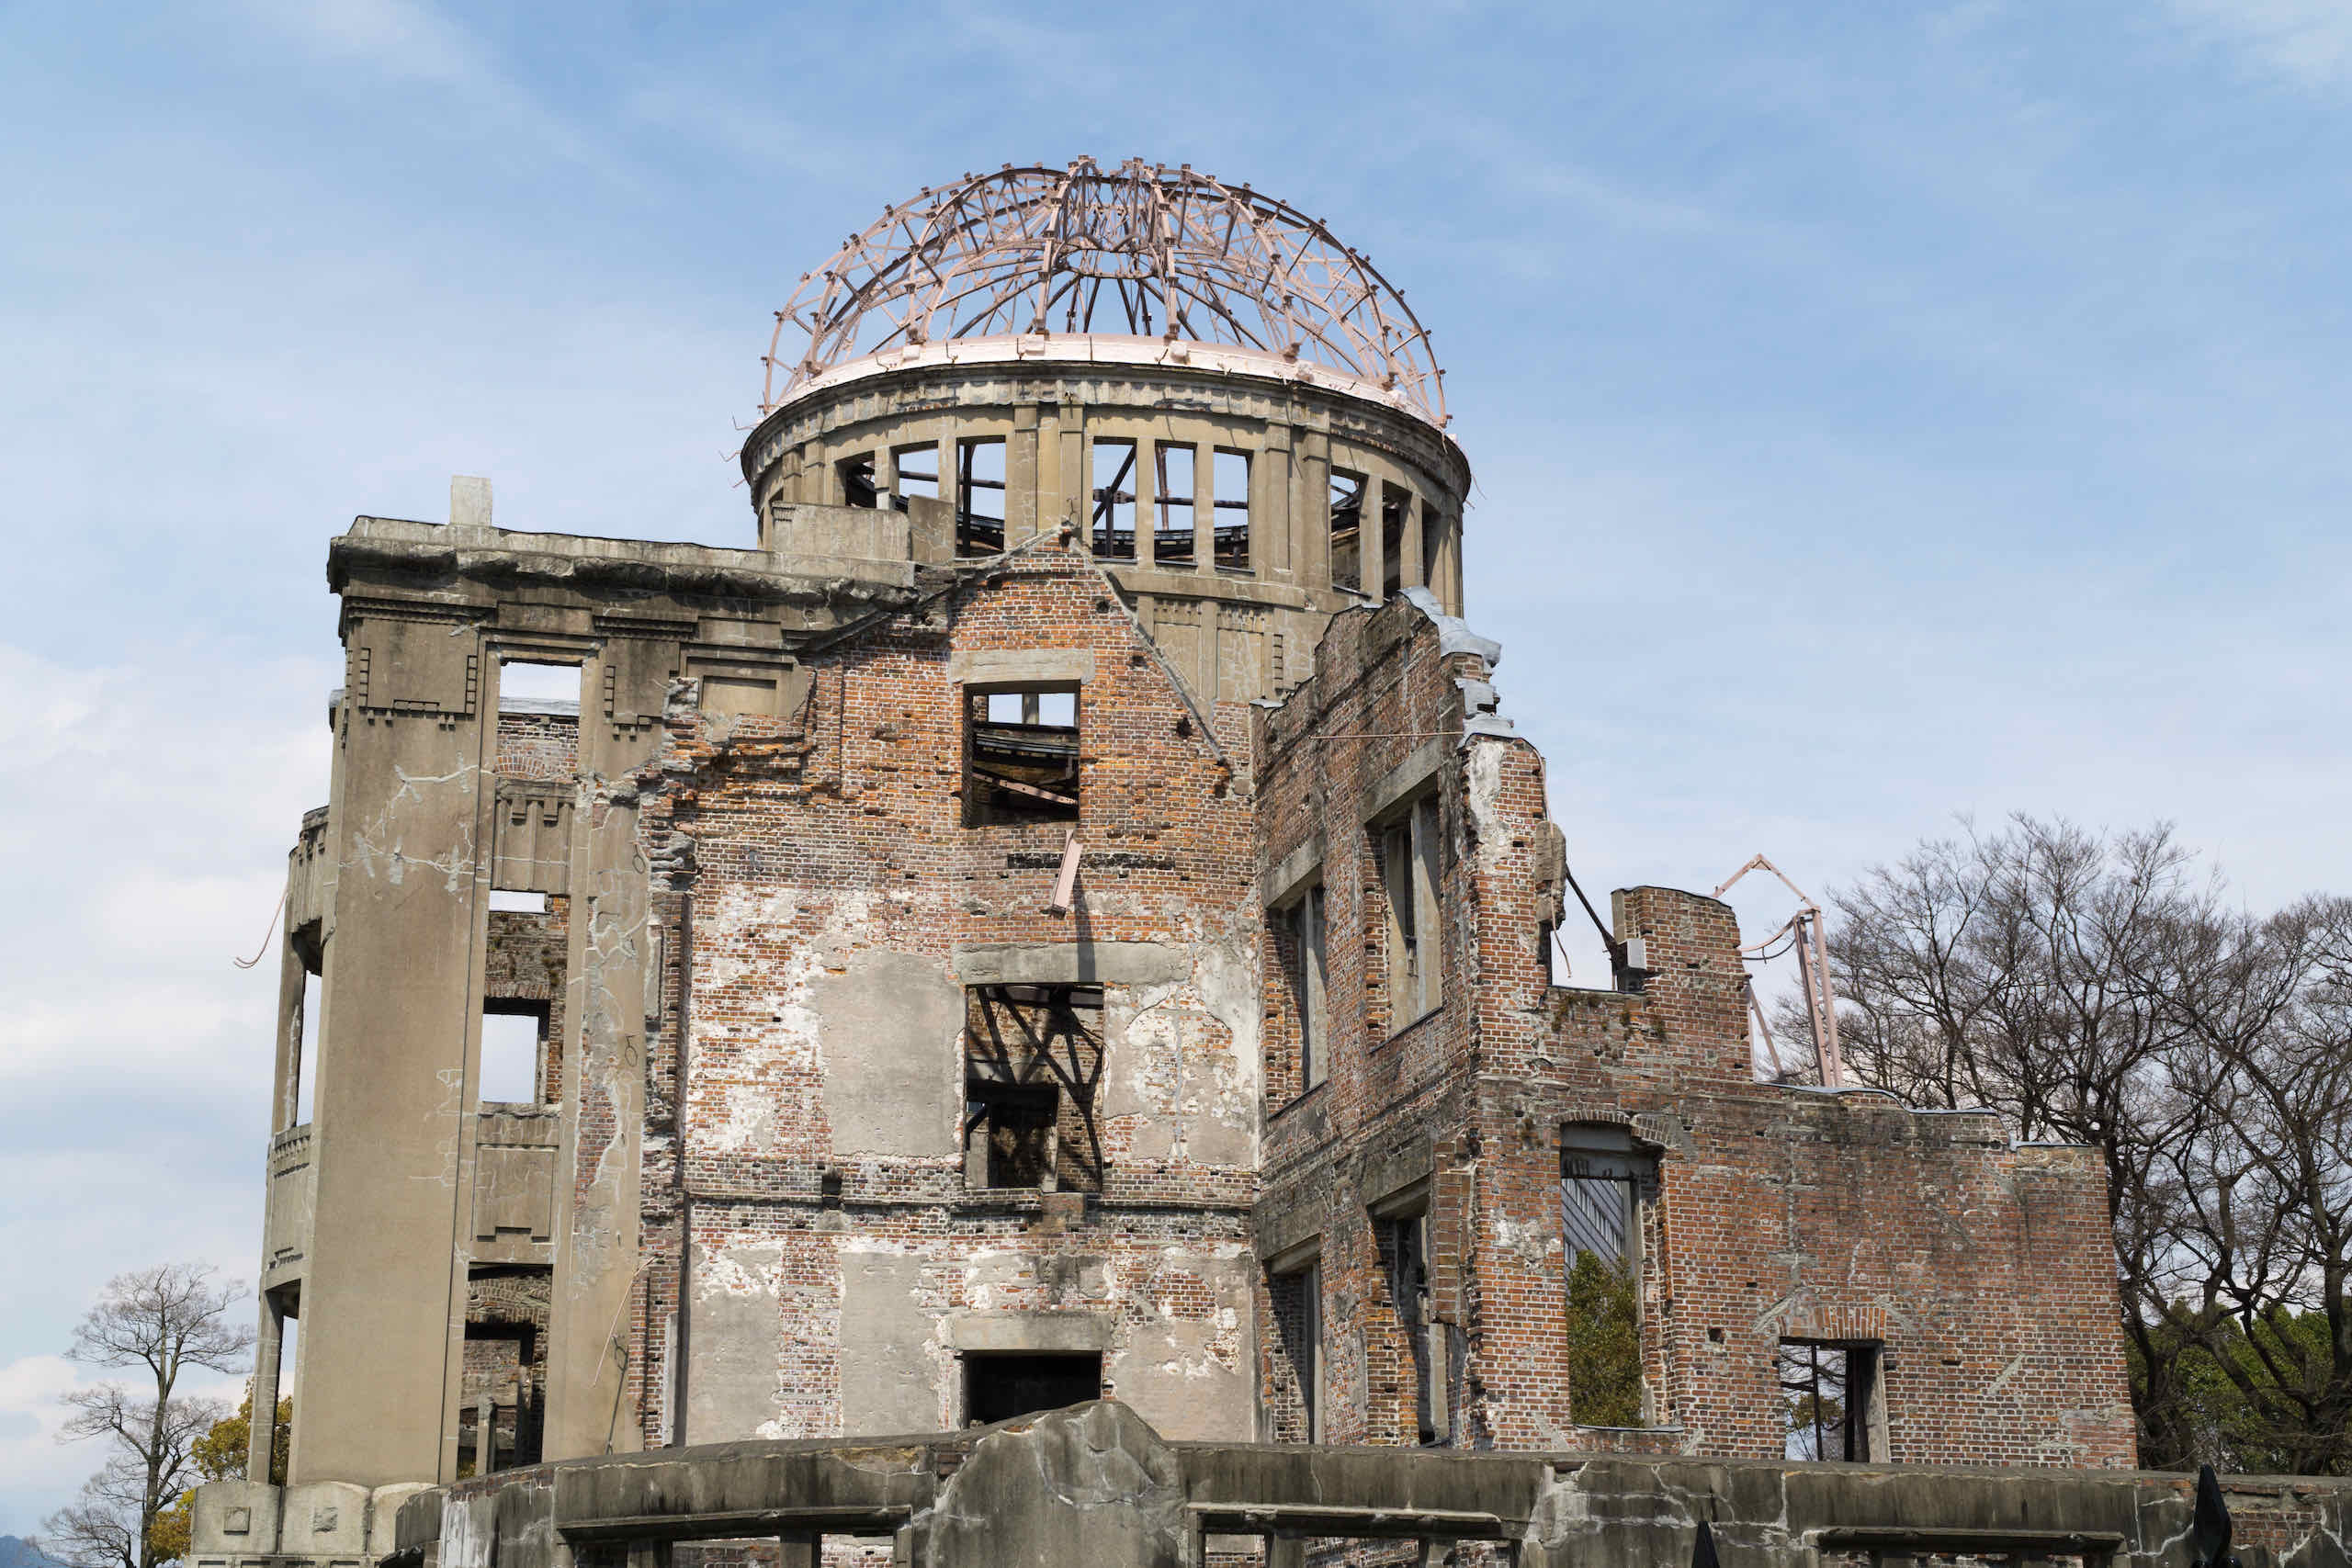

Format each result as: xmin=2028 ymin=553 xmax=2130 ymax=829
xmin=764 ymin=157 xmax=1448 ymax=425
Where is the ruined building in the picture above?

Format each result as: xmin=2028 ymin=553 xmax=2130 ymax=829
xmin=196 ymin=161 xmax=2170 ymax=1568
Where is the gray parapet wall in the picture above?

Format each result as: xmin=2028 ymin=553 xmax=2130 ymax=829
xmin=186 ymin=1403 xmax=2352 ymax=1568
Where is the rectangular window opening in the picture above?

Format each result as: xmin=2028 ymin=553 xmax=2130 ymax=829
xmin=1563 ymin=1128 xmax=1650 ymax=1427
xmin=489 ymin=889 xmax=548 ymax=913
xmin=1154 ymin=443 xmax=1194 ymax=565
xmin=1379 ymin=795 xmax=1443 ymax=1030
xmin=295 ymin=969 xmax=321 ymax=1125
xmin=891 ymin=443 xmax=940 ymax=510
xmin=498 ymin=660 xmax=582 ymax=711
xmin=964 ymin=1352 xmax=1102 ymax=1426
xmin=963 ymin=984 xmax=1104 ymax=1191
xmin=1213 ymin=448 xmax=1251 ymax=571
xmin=964 ymin=685 xmax=1079 ymax=825
xmin=1268 ymin=1264 xmax=1321 ymax=1443
xmin=1090 ymin=439 xmax=1137 ymax=559
xmin=1274 ymin=884 xmax=1328 ymax=1091
xmin=1383 ymin=1213 xmax=1442 ymax=1445
xmin=1780 ymin=1339 xmax=1882 ymax=1461
xmin=956 ymin=436 xmax=1006 ymax=556
xmin=480 ymin=1007 xmax=545 ymax=1107
xmin=1329 ymin=471 xmax=1364 ymax=592
xmin=1381 ymin=490 xmax=1408 ymax=598
xmin=838 ymin=451 xmax=879 ymax=510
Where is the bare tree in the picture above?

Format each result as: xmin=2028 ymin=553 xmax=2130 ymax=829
xmin=40 ymin=1264 xmax=252 ymax=1568
xmin=1809 ymin=817 xmax=2352 ymax=1472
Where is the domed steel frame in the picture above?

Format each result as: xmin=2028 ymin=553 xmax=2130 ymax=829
xmin=764 ymin=157 xmax=1449 ymax=425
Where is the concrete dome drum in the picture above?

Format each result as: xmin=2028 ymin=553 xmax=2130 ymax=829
xmin=763 ymin=156 xmax=1448 ymax=427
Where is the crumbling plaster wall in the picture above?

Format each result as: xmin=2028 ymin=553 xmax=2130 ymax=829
xmin=630 ymin=551 xmax=1266 ymax=1448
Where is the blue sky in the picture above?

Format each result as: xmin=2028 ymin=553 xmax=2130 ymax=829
xmin=6 ymin=0 xmax=2350 ymax=1527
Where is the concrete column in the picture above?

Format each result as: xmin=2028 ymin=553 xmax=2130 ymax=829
xmin=1258 ymin=428 xmax=1292 ymax=581
xmin=936 ymin=434 xmax=956 ymax=544
xmin=1136 ymin=439 xmax=1159 ymax=569
xmin=1194 ymin=440 xmax=1217 ymax=579
xmin=1296 ymin=430 xmax=1329 ymax=592
xmin=778 ymin=1536 xmax=818 ymax=1568
xmin=1440 ymin=512 xmax=1464 ymax=615
xmin=1057 ymin=403 xmax=1083 ymax=541
xmin=541 ymin=635 xmax=675 ymax=1461
xmin=874 ymin=446 xmax=896 ymax=509
xmin=1361 ymin=474 xmax=1386 ymax=601
xmin=1400 ymin=489 xmax=1425 ymax=591
xmin=289 ymin=610 xmax=491 ymax=1488
xmin=245 ymin=1294 xmax=283 ymax=1483
xmin=1010 ymin=405 xmax=1040 ymax=543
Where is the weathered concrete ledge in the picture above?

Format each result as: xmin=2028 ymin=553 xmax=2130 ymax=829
xmin=344 ymin=1404 xmax=2352 ymax=1568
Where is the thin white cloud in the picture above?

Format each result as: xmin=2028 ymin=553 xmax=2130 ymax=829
xmin=2168 ymin=0 xmax=2352 ymax=89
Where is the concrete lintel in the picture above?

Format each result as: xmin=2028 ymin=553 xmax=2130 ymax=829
xmin=953 ymin=942 xmax=1189 ymax=987
xmin=949 ymin=1311 xmax=1115 ymax=1353
xmin=1260 ymin=836 xmax=1325 ymax=908
xmin=1362 ymin=738 xmax=1447 ymax=825
xmin=946 ymin=648 xmax=1096 ymax=687
xmin=1357 ymin=1134 xmax=1435 ymax=1215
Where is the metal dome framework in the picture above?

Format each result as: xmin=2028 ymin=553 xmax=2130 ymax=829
xmin=764 ymin=157 xmax=1448 ymax=425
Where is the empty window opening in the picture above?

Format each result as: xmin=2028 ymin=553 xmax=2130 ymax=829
xmin=480 ymin=1007 xmax=545 ymax=1106
xmin=489 ymin=889 xmax=548 ymax=913
xmin=1780 ymin=1339 xmax=1883 ymax=1461
xmin=891 ymin=443 xmax=940 ymax=509
xmin=1268 ymin=1263 xmax=1321 ymax=1443
xmin=1154 ymin=443 xmax=1195 ymax=564
xmin=964 ymin=685 xmax=1079 ymax=826
xmin=1422 ymin=508 xmax=1445 ymax=595
xmin=499 ymin=660 xmax=581 ymax=710
xmin=1562 ymin=1126 xmax=1649 ymax=1427
xmin=1214 ymin=448 xmax=1251 ymax=570
xmin=1379 ymin=795 xmax=1443 ymax=1029
xmin=1090 ymin=439 xmax=1137 ymax=559
xmin=1329 ymin=471 xmax=1364 ymax=592
xmin=1274 ymin=884 xmax=1328 ymax=1092
xmin=294 ymin=968 xmax=321 ymax=1125
xmin=963 ymin=984 xmax=1103 ymax=1191
xmin=1382 ymin=1212 xmax=1443 ymax=1444
xmin=837 ymin=451 xmax=880 ymax=509
xmin=1381 ymin=490 xmax=1408 ymax=598
xmin=956 ymin=436 xmax=1006 ymax=556
xmin=964 ymin=1352 xmax=1102 ymax=1426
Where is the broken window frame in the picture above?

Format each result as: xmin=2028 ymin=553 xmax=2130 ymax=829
xmin=961 ymin=983 xmax=1105 ymax=1193
xmin=1329 ymin=469 xmax=1365 ymax=592
xmin=890 ymin=442 xmax=940 ymax=511
xmin=1779 ymin=1338 xmax=1884 ymax=1462
xmin=1090 ymin=437 xmax=1138 ymax=559
xmin=1378 ymin=793 xmax=1443 ymax=1031
xmin=1212 ymin=447 xmax=1251 ymax=571
xmin=837 ymin=450 xmax=880 ymax=510
xmin=956 ymin=435 xmax=1007 ymax=556
xmin=962 ymin=682 xmax=1080 ymax=827
xmin=1267 ymin=1259 xmax=1322 ymax=1443
xmin=1378 ymin=1206 xmax=1446 ymax=1446
xmin=1273 ymin=882 xmax=1329 ymax=1092
xmin=1561 ymin=1123 xmax=1653 ymax=1427
xmin=1154 ymin=441 xmax=1195 ymax=565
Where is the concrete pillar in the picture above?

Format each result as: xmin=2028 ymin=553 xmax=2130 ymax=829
xmin=777 ymin=1536 xmax=818 ymax=1568
xmin=1400 ymin=488 xmax=1425 ymax=591
xmin=874 ymin=446 xmax=896 ymax=510
xmin=473 ymin=1391 xmax=494 ymax=1475
xmin=245 ymin=1295 xmax=283 ymax=1483
xmin=935 ymin=434 xmax=956 ymax=544
xmin=1010 ymin=405 xmax=1041 ymax=543
xmin=1296 ymin=429 xmax=1329 ymax=592
xmin=540 ymin=635 xmax=676 ymax=1461
xmin=1056 ymin=402 xmax=1083 ymax=541
xmin=1128 ymin=439 xmax=1148 ymax=566
xmin=1258 ymin=428 xmax=1292 ymax=581
xmin=289 ymin=611 xmax=492 ymax=1488
xmin=1361 ymin=474 xmax=1386 ymax=602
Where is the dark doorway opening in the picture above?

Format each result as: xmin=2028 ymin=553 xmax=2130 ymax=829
xmin=964 ymin=1351 xmax=1102 ymax=1426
